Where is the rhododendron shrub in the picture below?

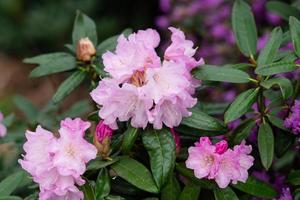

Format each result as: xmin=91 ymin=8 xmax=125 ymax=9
xmin=1 ymin=1 xmax=300 ymax=199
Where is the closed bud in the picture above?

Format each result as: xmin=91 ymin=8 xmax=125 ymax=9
xmin=215 ymin=140 xmax=228 ymax=155
xmin=76 ymin=37 xmax=96 ymax=62
xmin=94 ymin=120 xmax=113 ymax=158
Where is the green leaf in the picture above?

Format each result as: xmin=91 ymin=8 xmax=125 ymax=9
xmin=95 ymin=168 xmax=110 ymax=200
xmin=267 ymin=114 xmax=287 ymax=131
xmin=224 ymin=88 xmax=259 ymax=123
xmin=289 ymin=16 xmax=300 ymax=57
xmin=267 ymin=1 xmax=300 ymax=21
xmin=13 ymin=95 xmax=38 ymax=123
xmin=105 ymin=195 xmax=125 ymax=200
xmin=275 ymin=130 xmax=294 ymax=157
xmin=24 ymin=53 xmax=76 ymax=77
xmin=255 ymin=61 xmax=298 ymax=75
xmin=260 ymin=77 xmax=293 ymax=99
xmin=0 ymin=171 xmax=25 ymax=196
xmin=257 ymin=27 xmax=283 ymax=66
xmin=229 ymin=119 xmax=255 ymax=145
xmin=59 ymin=100 xmax=93 ymax=119
xmin=121 ymin=125 xmax=139 ymax=153
xmin=175 ymin=163 xmax=215 ymax=189
xmin=142 ymin=128 xmax=176 ymax=189
xmin=223 ymin=63 xmax=252 ymax=71
xmin=161 ymin=176 xmax=181 ymax=200
xmin=178 ymin=185 xmax=200 ymax=200
xmin=258 ymin=123 xmax=274 ymax=170
xmin=288 ymin=170 xmax=300 ymax=186
xmin=233 ymin=176 xmax=277 ymax=198
xmin=87 ymin=158 xmax=119 ymax=171
xmin=2 ymin=113 xmax=15 ymax=127
xmin=182 ymin=107 xmax=225 ymax=131
xmin=72 ymin=11 xmax=97 ymax=46
xmin=0 ymin=197 xmax=22 ymax=200
xmin=196 ymin=102 xmax=230 ymax=115
xmin=213 ymin=187 xmax=239 ymax=200
xmin=81 ymin=181 xmax=96 ymax=200
xmin=193 ymin=65 xmax=250 ymax=83
xmin=52 ymin=71 xmax=86 ymax=103
xmin=111 ymin=157 xmax=158 ymax=193
xmin=232 ymin=0 xmax=257 ymax=57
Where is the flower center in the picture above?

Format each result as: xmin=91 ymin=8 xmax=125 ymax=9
xmin=204 ymin=155 xmax=215 ymax=166
xmin=130 ymin=71 xmax=146 ymax=87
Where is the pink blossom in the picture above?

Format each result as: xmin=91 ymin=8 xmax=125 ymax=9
xmin=19 ymin=118 xmax=97 ymax=200
xmin=95 ymin=120 xmax=113 ymax=143
xmin=186 ymin=137 xmax=254 ymax=188
xmin=0 ymin=112 xmax=7 ymax=137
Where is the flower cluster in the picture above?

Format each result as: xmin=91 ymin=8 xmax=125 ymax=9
xmin=0 ymin=112 xmax=7 ymax=137
xmin=19 ymin=118 xmax=97 ymax=200
xmin=284 ymin=100 xmax=300 ymax=134
xmin=90 ymin=27 xmax=204 ymax=130
xmin=186 ymin=137 xmax=254 ymax=188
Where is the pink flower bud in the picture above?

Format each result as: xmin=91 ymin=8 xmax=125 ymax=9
xmin=215 ymin=140 xmax=228 ymax=154
xmin=170 ymin=128 xmax=181 ymax=155
xmin=76 ymin=37 xmax=96 ymax=62
xmin=94 ymin=120 xmax=113 ymax=158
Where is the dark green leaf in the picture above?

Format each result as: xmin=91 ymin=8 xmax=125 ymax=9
xmin=193 ymin=65 xmax=250 ymax=83
xmin=24 ymin=53 xmax=76 ymax=77
xmin=182 ymin=107 xmax=225 ymax=131
xmin=223 ymin=63 xmax=252 ymax=71
xmin=2 ymin=113 xmax=15 ymax=127
xmin=257 ymin=27 xmax=282 ymax=66
xmin=121 ymin=125 xmax=139 ymax=153
xmin=267 ymin=114 xmax=287 ymax=131
xmin=142 ymin=128 xmax=176 ymax=189
xmin=289 ymin=16 xmax=300 ymax=57
xmin=0 ymin=171 xmax=25 ymax=196
xmin=229 ymin=119 xmax=256 ymax=145
xmin=232 ymin=0 xmax=257 ymax=57
xmin=72 ymin=11 xmax=97 ymax=46
xmin=178 ymin=185 xmax=200 ymax=200
xmin=161 ymin=175 xmax=181 ymax=200
xmin=111 ymin=157 xmax=158 ymax=193
xmin=81 ymin=181 xmax=96 ymax=200
xmin=258 ymin=123 xmax=274 ymax=170
xmin=288 ymin=170 xmax=300 ymax=186
xmin=224 ymin=88 xmax=259 ymax=123
xmin=213 ymin=187 xmax=239 ymax=200
xmin=0 ymin=197 xmax=22 ymax=200
xmin=275 ymin=130 xmax=294 ymax=157
xmin=255 ymin=61 xmax=298 ymax=75
xmin=105 ymin=195 xmax=125 ymax=200
xmin=267 ymin=1 xmax=300 ymax=21
xmin=52 ymin=71 xmax=86 ymax=103
xmin=13 ymin=95 xmax=38 ymax=123
xmin=87 ymin=158 xmax=119 ymax=171
xmin=260 ymin=77 xmax=293 ymax=99
xmin=95 ymin=168 xmax=110 ymax=200
xmin=59 ymin=100 xmax=93 ymax=119
xmin=196 ymin=102 xmax=230 ymax=115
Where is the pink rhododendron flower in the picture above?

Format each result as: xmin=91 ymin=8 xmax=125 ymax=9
xmin=19 ymin=118 xmax=97 ymax=200
xmin=91 ymin=27 xmax=204 ymax=130
xmin=186 ymin=137 xmax=254 ymax=188
xmin=0 ymin=112 xmax=7 ymax=138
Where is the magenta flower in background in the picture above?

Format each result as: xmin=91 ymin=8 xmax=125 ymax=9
xmin=91 ymin=28 xmax=203 ymax=130
xmin=0 ymin=112 xmax=7 ymax=138
xmin=19 ymin=118 xmax=97 ymax=200
xmin=284 ymin=100 xmax=300 ymax=134
xmin=186 ymin=137 xmax=254 ymax=188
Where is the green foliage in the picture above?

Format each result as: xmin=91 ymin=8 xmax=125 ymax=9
xmin=121 ymin=125 xmax=139 ymax=153
xmin=260 ymin=77 xmax=293 ymax=99
xmin=0 ymin=171 xmax=26 ymax=197
xmin=178 ymin=185 xmax=200 ymax=200
xmin=95 ymin=168 xmax=111 ymax=200
xmin=161 ymin=176 xmax=181 ymax=200
xmin=258 ymin=123 xmax=274 ymax=170
xmin=213 ymin=187 xmax=239 ymax=200
xmin=289 ymin=16 xmax=300 ymax=57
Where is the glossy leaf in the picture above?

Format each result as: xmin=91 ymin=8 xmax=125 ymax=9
xmin=288 ymin=170 xmax=300 ymax=186
xmin=257 ymin=27 xmax=282 ymax=66
xmin=72 ymin=11 xmax=97 ymax=46
xmin=121 ymin=125 xmax=139 ymax=153
xmin=260 ymin=77 xmax=293 ymax=99
xmin=232 ymin=0 xmax=257 ymax=57
xmin=193 ymin=65 xmax=250 ymax=83
xmin=87 ymin=158 xmax=119 ymax=171
xmin=229 ymin=119 xmax=255 ymax=145
xmin=267 ymin=114 xmax=287 ymax=131
xmin=266 ymin=1 xmax=300 ymax=21
xmin=258 ymin=123 xmax=274 ymax=170
xmin=289 ymin=16 xmax=300 ymax=57
xmin=178 ymin=185 xmax=200 ymax=200
xmin=0 ymin=197 xmax=22 ymax=200
xmin=52 ymin=71 xmax=86 ymax=103
xmin=111 ymin=157 xmax=158 ymax=193
xmin=255 ymin=61 xmax=298 ymax=75
xmin=0 ymin=171 xmax=25 ymax=196
xmin=224 ymin=88 xmax=259 ymax=123
xmin=142 ymin=128 xmax=176 ymax=189
xmin=213 ymin=187 xmax=239 ymax=200
xmin=81 ymin=181 xmax=96 ymax=200
xmin=182 ymin=107 xmax=225 ymax=131
xmin=161 ymin=176 xmax=181 ymax=200
xmin=24 ymin=53 xmax=76 ymax=77
xmin=95 ymin=168 xmax=110 ymax=200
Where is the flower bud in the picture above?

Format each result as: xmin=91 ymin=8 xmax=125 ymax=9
xmin=76 ymin=37 xmax=96 ymax=62
xmin=215 ymin=140 xmax=228 ymax=155
xmin=94 ymin=120 xmax=113 ymax=158
xmin=170 ymin=128 xmax=181 ymax=155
